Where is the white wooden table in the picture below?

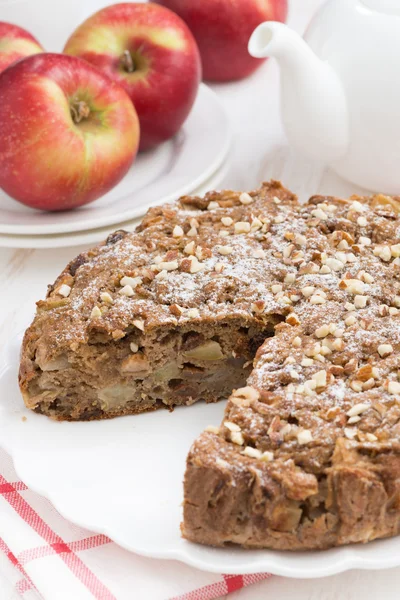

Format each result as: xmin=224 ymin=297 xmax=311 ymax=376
xmin=1 ymin=0 xmax=399 ymax=597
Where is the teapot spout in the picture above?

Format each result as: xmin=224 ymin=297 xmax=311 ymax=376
xmin=249 ymin=22 xmax=349 ymax=163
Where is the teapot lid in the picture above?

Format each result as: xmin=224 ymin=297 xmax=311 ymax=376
xmin=362 ymin=0 xmax=400 ymax=15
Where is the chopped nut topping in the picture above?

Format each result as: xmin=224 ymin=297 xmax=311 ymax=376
xmin=120 ymin=285 xmax=135 ymax=297
xmin=283 ymin=244 xmax=294 ymax=259
xmin=260 ymin=451 xmax=274 ymax=462
xmin=57 ymin=284 xmax=71 ymax=298
xmin=354 ymin=295 xmax=368 ymax=309
xmin=286 ymin=313 xmax=300 ymax=326
xmin=120 ymin=275 xmax=142 ymax=288
xmin=345 ymin=302 xmax=355 ymax=311
xmin=253 ymin=248 xmax=266 ymax=259
xmin=357 ymin=216 xmax=367 ymax=227
xmin=333 ymin=328 xmax=344 ymax=338
xmin=332 ymin=338 xmax=344 ymax=351
xmin=325 ymin=258 xmax=345 ymax=271
xmin=272 ymin=284 xmax=283 ymax=294
xmin=205 ymin=425 xmax=220 ymax=434
xmin=173 ymin=225 xmax=184 ymax=238
xmin=315 ymin=324 xmax=330 ymax=338
xmin=239 ymin=192 xmax=253 ymax=205
xmin=155 ymin=270 xmax=168 ymax=280
xmin=130 ymin=342 xmax=139 ymax=353
xmin=345 ymin=315 xmax=357 ymax=326
xmin=373 ymin=245 xmax=392 ymax=262
xmin=391 ymin=244 xmax=400 ymax=258
xmin=301 ymin=358 xmax=314 ymax=366
xmin=284 ymin=272 xmax=296 ymax=284
xmin=320 ymin=265 xmax=331 ymax=274
xmin=132 ymin=319 xmax=145 ymax=331
xmin=344 ymin=427 xmax=358 ymax=440
xmin=100 ymin=291 xmax=113 ymax=304
xmin=157 ymin=260 xmax=179 ymax=271
xmin=217 ymin=245 xmax=233 ymax=255
xmin=312 ymin=370 xmax=327 ymax=388
xmin=214 ymin=262 xmax=224 ymax=273
xmin=359 ymin=236 xmax=372 ymax=246
xmin=184 ymin=241 xmax=195 ymax=255
xmin=348 ymin=416 xmax=361 ymax=424
xmin=388 ymin=381 xmax=400 ymax=395
xmin=311 ymin=208 xmax=328 ymax=220
xmin=379 ymin=304 xmax=390 ymax=317
xmin=90 ymin=306 xmax=101 ymax=319
xmin=224 ymin=421 xmax=241 ymax=431
xmin=301 ymin=286 xmax=315 ymax=298
xmin=341 ymin=279 xmax=365 ymax=295
xmin=347 ymin=403 xmax=369 ymax=417
xmin=351 ymin=200 xmax=365 ymax=213
xmin=251 ymin=300 xmax=265 ymax=314
xmin=221 ymin=216 xmax=233 ymax=226
xmin=234 ymin=221 xmax=251 ymax=234
xmin=363 ymin=378 xmax=375 ymax=391
xmin=233 ymin=386 xmax=260 ymax=402
xmin=297 ymin=429 xmax=313 ymax=445
xmin=169 ymin=304 xmax=184 ymax=316
xmin=295 ymin=233 xmax=307 ymax=246
xmin=242 ymin=446 xmax=262 ymax=459
xmin=184 ymin=255 xmax=204 ymax=274
xmin=378 ymin=344 xmax=393 ymax=358
xmin=231 ymin=431 xmax=244 ymax=446
xmin=293 ymin=336 xmax=302 ymax=348
xmin=207 ymin=201 xmax=219 ymax=210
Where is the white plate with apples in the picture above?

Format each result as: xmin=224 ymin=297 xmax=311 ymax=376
xmin=0 ymin=4 xmax=230 ymax=236
xmin=2 ymin=335 xmax=400 ymax=578
xmin=0 ymin=82 xmax=230 ymax=236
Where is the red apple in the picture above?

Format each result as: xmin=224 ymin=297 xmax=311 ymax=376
xmin=154 ymin=0 xmax=288 ymax=82
xmin=0 ymin=53 xmax=139 ymax=211
xmin=64 ymin=3 xmax=201 ymax=152
xmin=0 ymin=21 xmax=44 ymax=74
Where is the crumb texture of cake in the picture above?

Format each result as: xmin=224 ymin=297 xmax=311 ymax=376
xmin=182 ymin=188 xmax=400 ymax=550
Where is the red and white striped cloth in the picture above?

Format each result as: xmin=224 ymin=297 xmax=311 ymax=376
xmin=0 ymin=448 xmax=271 ymax=600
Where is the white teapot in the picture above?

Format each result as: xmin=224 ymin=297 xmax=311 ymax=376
xmin=249 ymin=0 xmax=400 ymax=193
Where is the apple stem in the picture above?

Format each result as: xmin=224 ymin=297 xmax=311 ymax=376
xmin=70 ymin=100 xmax=90 ymax=124
xmin=121 ymin=50 xmax=135 ymax=73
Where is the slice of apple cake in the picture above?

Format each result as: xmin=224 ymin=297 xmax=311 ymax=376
xmin=19 ymin=181 xmax=293 ymax=420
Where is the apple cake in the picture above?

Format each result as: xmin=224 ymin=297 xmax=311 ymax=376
xmin=19 ymin=181 xmax=400 ymax=550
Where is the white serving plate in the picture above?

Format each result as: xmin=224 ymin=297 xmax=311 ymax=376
xmin=0 ymin=84 xmax=231 ymax=236
xmin=1 ymin=336 xmax=400 ymax=578
xmin=0 ymin=158 xmax=230 ymax=249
